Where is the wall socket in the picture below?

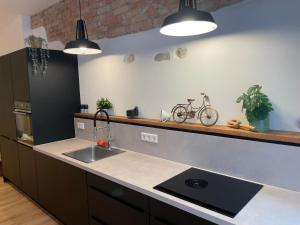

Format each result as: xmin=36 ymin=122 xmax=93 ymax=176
xmin=141 ymin=132 xmax=158 ymax=144
xmin=77 ymin=122 xmax=85 ymax=130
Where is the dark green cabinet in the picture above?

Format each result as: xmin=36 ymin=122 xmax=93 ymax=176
xmin=10 ymin=49 xmax=30 ymax=102
xmin=19 ymin=144 xmax=38 ymax=201
xmin=0 ymin=136 xmax=20 ymax=187
xmin=0 ymin=56 xmax=16 ymax=139
xmin=36 ymin=152 xmax=89 ymax=225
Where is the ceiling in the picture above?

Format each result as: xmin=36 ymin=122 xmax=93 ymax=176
xmin=0 ymin=0 xmax=61 ymax=15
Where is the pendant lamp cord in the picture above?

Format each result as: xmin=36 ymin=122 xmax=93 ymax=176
xmin=76 ymin=0 xmax=89 ymax=40
xmin=79 ymin=0 xmax=82 ymax=19
xmin=179 ymin=0 xmax=197 ymax=10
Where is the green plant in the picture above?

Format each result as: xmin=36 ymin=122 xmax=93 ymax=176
xmin=236 ymin=85 xmax=273 ymax=123
xmin=97 ymin=98 xmax=113 ymax=110
xmin=25 ymin=35 xmax=50 ymax=75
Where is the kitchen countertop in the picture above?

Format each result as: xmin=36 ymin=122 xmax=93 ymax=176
xmin=34 ymin=138 xmax=300 ymax=225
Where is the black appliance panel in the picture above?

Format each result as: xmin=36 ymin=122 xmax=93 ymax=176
xmin=154 ymin=168 xmax=263 ymax=218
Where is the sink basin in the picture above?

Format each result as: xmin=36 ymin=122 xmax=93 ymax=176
xmin=63 ymin=146 xmax=124 ymax=163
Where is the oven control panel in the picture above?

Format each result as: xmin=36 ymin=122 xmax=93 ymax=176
xmin=14 ymin=101 xmax=31 ymax=112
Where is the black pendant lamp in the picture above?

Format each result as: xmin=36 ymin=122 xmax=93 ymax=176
xmin=64 ymin=0 xmax=102 ymax=55
xmin=160 ymin=0 xmax=217 ymax=37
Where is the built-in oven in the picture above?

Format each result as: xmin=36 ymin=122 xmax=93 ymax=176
xmin=13 ymin=101 xmax=34 ymax=147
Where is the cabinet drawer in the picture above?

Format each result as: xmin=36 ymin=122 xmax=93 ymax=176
xmin=87 ymin=173 xmax=149 ymax=212
xmin=88 ymin=186 xmax=149 ymax=225
xmin=90 ymin=217 xmax=106 ymax=225
xmin=150 ymin=199 xmax=217 ymax=225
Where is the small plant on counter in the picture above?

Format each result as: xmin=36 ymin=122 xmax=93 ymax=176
xmin=236 ymin=85 xmax=273 ymax=132
xmin=97 ymin=98 xmax=113 ymax=110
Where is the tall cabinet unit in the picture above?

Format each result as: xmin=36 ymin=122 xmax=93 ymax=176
xmin=29 ymin=50 xmax=80 ymax=145
xmin=0 ymin=48 xmax=81 ymax=193
xmin=10 ymin=48 xmax=81 ymax=145
xmin=0 ymin=55 xmax=20 ymax=186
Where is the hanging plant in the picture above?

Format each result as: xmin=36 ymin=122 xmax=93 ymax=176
xmin=25 ymin=35 xmax=50 ymax=76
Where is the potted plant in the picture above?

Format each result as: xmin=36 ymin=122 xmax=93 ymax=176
xmin=96 ymin=98 xmax=113 ymax=112
xmin=236 ymin=85 xmax=273 ymax=132
xmin=25 ymin=35 xmax=50 ymax=76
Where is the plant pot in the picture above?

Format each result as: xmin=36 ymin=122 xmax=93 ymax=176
xmin=251 ymin=117 xmax=270 ymax=132
xmin=97 ymin=108 xmax=110 ymax=115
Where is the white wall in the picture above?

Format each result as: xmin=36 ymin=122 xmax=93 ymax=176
xmin=0 ymin=14 xmax=29 ymax=56
xmin=79 ymin=0 xmax=300 ymax=132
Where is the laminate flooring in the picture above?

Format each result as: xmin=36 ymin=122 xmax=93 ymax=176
xmin=0 ymin=178 xmax=61 ymax=225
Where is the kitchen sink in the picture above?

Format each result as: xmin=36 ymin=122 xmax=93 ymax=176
xmin=63 ymin=146 xmax=124 ymax=163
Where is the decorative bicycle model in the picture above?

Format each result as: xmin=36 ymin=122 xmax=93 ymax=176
xmin=171 ymin=93 xmax=219 ymax=126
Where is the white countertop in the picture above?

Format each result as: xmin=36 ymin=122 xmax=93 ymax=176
xmin=33 ymin=138 xmax=300 ymax=225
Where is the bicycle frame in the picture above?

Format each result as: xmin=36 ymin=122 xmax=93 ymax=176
xmin=171 ymin=95 xmax=211 ymax=115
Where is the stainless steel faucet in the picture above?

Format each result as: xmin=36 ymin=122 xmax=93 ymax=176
xmin=93 ymin=109 xmax=111 ymax=150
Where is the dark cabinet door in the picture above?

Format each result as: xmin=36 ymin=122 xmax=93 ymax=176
xmin=36 ymin=152 xmax=89 ymax=225
xmin=18 ymin=144 xmax=38 ymax=201
xmin=29 ymin=50 xmax=80 ymax=145
xmin=87 ymin=173 xmax=149 ymax=225
xmin=0 ymin=136 xmax=20 ymax=187
xmin=88 ymin=186 xmax=149 ymax=225
xmin=10 ymin=49 xmax=30 ymax=102
xmin=150 ymin=217 xmax=171 ymax=225
xmin=150 ymin=199 xmax=217 ymax=225
xmin=0 ymin=55 xmax=16 ymax=139
xmin=90 ymin=217 xmax=106 ymax=225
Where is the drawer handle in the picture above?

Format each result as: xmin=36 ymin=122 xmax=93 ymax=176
xmin=155 ymin=217 xmax=177 ymax=225
xmin=90 ymin=185 xmax=145 ymax=213
xmin=91 ymin=216 xmax=108 ymax=225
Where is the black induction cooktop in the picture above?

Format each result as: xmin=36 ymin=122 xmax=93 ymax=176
xmin=154 ymin=168 xmax=263 ymax=218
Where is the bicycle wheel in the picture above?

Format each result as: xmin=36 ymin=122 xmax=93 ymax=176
xmin=199 ymin=107 xmax=219 ymax=126
xmin=173 ymin=106 xmax=188 ymax=123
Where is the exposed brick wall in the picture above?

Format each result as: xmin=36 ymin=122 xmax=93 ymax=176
xmin=31 ymin=0 xmax=242 ymax=43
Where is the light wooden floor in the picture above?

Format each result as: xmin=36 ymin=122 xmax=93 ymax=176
xmin=0 ymin=177 xmax=61 ymax=225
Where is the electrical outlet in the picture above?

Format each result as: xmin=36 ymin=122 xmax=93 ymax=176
xmin=141 ymin=132 xmax=158 ymax=144
xmin=77 ymin=122 xmax=85 ymax=130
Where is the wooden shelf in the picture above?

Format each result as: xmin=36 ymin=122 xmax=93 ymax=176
xmin=74 ymin=113 xmax=300 ymax=146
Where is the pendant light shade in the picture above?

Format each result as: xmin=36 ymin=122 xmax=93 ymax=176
xmin=64 ymin=0 xmax=102 ymax=55
xmin=160 ymin=0 xmax=217 ymax=37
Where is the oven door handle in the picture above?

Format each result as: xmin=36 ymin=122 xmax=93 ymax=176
xmin=13 ymin=111 xmax=31 ymax=115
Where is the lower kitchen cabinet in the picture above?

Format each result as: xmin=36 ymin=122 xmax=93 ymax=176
xmin=87 ymin=173 xmax=149 ymax=225
xmin=35 ymin=152 xmax=89 ymax=225
xmin=0 ymin=136 xmax=21 ymax=187
xmin=30 ymin=152 xmax=217 ymax=225
xmin=150 ymin=199 xmax=217 ymax=225
xmin=18 ymin=144 xmax=38 ymax=201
